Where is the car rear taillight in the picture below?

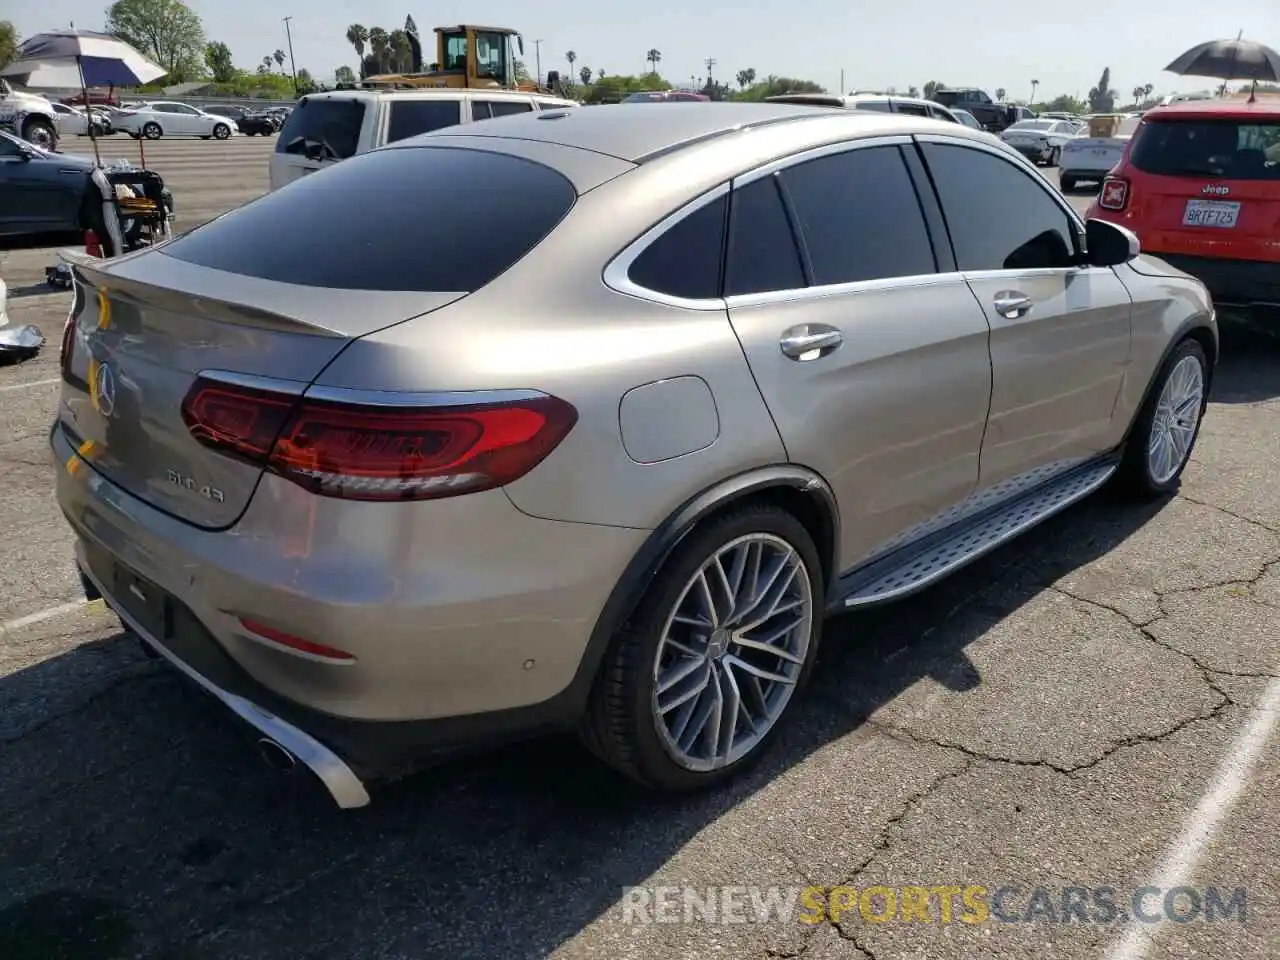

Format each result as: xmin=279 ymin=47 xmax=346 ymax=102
xmin=180 ymin=377 xmax=578 ymax=501
xmin=1099 ymin=177 xmax=1129 ymax=211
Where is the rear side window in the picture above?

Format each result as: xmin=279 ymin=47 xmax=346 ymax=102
xmin=726 ymin=175 xmax=806 ymax=296
xmin=779 ymin=146 xmax=937 ymax=285
xmin=1129 ymin=119 xmax=1280 ymax=180
xmin=277 ymin=98 xmax=365 ymax=159
xmin=474 ymin=99 xmax=534 ymax=119
xmin=895 ymin=101 xmax=930 ymax=117
xmin=855 ymin=100 xmax=892 ymax=113
xmin=627 ymin=194 xmax=727 ymax=300
xmin=386 ymin=99 xmax=462 ymax=142
xmin=162 ymin=146 xmax=576 ymax=292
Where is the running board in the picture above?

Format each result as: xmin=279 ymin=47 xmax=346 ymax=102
xmin=834 ymin=459 xmax=1118 ymax=609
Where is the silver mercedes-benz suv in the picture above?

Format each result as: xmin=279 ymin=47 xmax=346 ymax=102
xmin=53 ymin=103 xmax=1216 ymax=807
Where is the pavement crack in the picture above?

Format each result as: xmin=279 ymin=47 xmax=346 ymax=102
xmin=764 ymin=942 xmax=815 ymax=959
xmin=1048 ymin=584 xmax=1163 ymax=628
xmin=1175 ymin=492 xmax=1280 ymax=535
xmin=830 ymin=925 xmax=876 ymax=958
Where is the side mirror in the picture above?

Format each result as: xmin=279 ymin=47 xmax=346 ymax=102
xmin=1084 ymin=218 xmax=1140 ymax=267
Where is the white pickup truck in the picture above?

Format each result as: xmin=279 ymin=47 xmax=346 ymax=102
xmin=0 ymin=80 xmax=61 ymax=149
xmin=268 ymin=87 xmax=579 ymax=191
xmin=1058 ymin=115 xmax=1142 ymax=192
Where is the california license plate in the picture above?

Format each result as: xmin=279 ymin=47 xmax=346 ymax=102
xmin=1182 ymin=199 xmax=1240 ymax=228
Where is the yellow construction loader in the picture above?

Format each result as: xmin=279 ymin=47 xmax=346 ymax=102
xmin=356 ymin=25 xmax=564 ymax=95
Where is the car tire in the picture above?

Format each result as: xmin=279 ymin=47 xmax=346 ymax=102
xmin=142 ymin=122 xmax=162 ymax=140
xmin=1116 ymin=338 xmax=1209 ymax=498
xmin=581 ymin=503 xmax=824 ymax=791
xmin=21 ymin=115 xmax=58 ymax=151
xmin=1049 ymin=147 xmax=1061 ymax=167
xmin=213 ymin=123 xmax=231 ymax=139
xmin=1060 ymin=174 xmax=1077 ymax=192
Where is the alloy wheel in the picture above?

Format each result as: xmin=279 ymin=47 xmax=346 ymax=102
xmin=1147 ymin=354 xmax=1204 ymax=485
xmin=651 ymin=533 xmax=813 ymax=772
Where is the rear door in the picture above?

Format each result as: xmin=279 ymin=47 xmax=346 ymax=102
xmin=724 ymin=140 xmax=994 ymax=568
xmin=918 ymin=138 xmax=1132 ymax=490
xmin=1122 ymin=113 xmax=1280 ymax=262
xmin=270 ymin=97 xmax=369 ymax=190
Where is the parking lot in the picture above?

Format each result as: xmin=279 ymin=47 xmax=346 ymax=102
xmin=1 ymin=135 xmax=1278 ymax=960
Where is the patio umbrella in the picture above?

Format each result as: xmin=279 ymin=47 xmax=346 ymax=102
xmin=1164 ymin=37 xmax=1280 ymax=102
xmin=0 ymin=30 xmax=166 ymax=164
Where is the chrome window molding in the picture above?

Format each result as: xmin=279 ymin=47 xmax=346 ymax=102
xmin=603 ymin=135 xmax=921 ymax=311
xmin=725 ymin=270 xmax=970 ymax=310
xmin=602 ymin=181 xmax=732 ymax=312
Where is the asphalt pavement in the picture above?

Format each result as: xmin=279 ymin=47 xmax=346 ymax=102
xmin=1 ymin=136 xmax=1277 ymax=960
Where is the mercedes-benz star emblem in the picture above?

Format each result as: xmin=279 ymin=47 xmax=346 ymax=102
xmin=95 ymin=362 xmax=117 ymax=417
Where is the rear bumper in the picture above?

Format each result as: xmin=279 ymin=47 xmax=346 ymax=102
xmin=52 ymin=419 xmax=647 ymax=802
xmin=1143 ymin=253 xmax=1280 ymax=319
xmin=1009 ymin=143 xmax=1054 ymax=162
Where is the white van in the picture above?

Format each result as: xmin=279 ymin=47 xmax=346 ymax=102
xmin=268 ymin=88 xmax=579 ymax=191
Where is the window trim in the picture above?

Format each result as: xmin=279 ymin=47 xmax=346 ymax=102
xmin=605 ymin=135 xmax=962 ymax=311
xmin=914 ymin=133 xmax=1089 ymax=276
xmin=602 ymin=181 xmax=732 ymax=312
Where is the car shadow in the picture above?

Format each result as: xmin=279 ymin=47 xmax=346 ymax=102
xmin=1211 ymin=323 xmax=1280 ymax=403
xmin=0 ymin=351 xmax=1266 ymax=959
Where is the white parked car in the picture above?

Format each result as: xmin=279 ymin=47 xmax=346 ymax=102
xmin=268 ymin=88 xmax=578 ymax=191
xmin=998 ymin=118 xmax=1081 ymax=166
xmin=1058 ymin=115 xmax=1143 ymax=192
xmin=49 ymin=102 xmax=111 ymax=136
xmin=114 ymin=101 xmax=238 ymax=140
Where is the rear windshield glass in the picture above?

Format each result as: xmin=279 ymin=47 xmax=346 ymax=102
xmin=162 ymin=146 xmax=576 ymax=292
xmin=386 ymin=99 xmax=463 ymax=142
xmin=932 ymin=91 xmax=961 ymax=106
xmin=276 ymin=98 xmax=365 ymax=160
xmin=1129 ymin=119 xmax=1280 ymax=180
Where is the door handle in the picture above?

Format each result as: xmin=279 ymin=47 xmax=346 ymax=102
xmin=779 ymin=324 xmax=843 ymax=361
xmin=993 ymin=291 xmax=1033 ymax=319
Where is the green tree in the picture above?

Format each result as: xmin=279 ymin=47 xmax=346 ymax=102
xmin=389 ymin=29 xmax=412 ymax=72
xmin=736 ymin=68 xmax=756 ymax=89
xmin=368 ymin=27 xmax=389 ymax=73
xmin=907 ymin=85 xmax=920 ymax=98
xmin=273 ymin=49 xmax=286 ymax=73
xmin=995 ymin=87 xmax=1006 ymax=100
xmin=203 ymin=41 xmax=236 ymax=83
xmin=735 ymin=75 xmax=826 ymax=101
xmin=295 ymin=67 xmax=316 ymax=94
xmin=1040 ymin=94 xmax=1087 ymax=114
xmin=106 ymin=0 xmax=205 ymax=82
xmin=579 ymin=65 xmax=592 ymax=86
xmin=334 ymin=65 xmax=356 ymax=85
xmin=1088 ymin=67 xmax=1116 ymax=112
xmin=566 ymin=50 xmax=576 ymax=75
xmin=922 ymin=80 xmax=942 ymax=100
xmin=0 ymin=20 xmax=17 ymax=70
xmin=514 ymin=59 xmax=531 ymax=84
xmin=346 ymin=24 xmax=368 ymax=69
xmin=646 ymin=48 xmax=661 ymax=73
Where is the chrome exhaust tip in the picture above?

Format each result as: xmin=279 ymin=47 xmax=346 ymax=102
xmin=257 ymin=737 xmax=298 ymax=775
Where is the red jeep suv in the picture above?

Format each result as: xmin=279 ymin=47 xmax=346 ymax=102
xmin=1086 ymin=98 xmax=1280 ymax=327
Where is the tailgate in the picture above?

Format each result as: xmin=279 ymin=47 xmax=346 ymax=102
xmin=1130 ymin=173 xmax=1280 ymax=259
xmin=58 ymin=251 xmax=457 ymax=529
xmin=1062 ymin=137 xmax=1129 ymax=172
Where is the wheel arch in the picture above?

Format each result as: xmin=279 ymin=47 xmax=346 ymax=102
xmin=1119 ymin=316 xmax=1217 ymax=449
xmin=561 ymin=465 xmax=840 ymax=713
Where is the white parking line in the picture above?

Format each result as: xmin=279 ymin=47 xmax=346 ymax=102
xmin=0 ymin=377 xmax=61 ymax=393
xmin=1104 ymin=676 xmax=1280 ymax=960
xmin=0 ymin=599 xmax=87 ymax=633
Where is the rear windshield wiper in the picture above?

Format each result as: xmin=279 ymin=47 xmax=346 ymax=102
xmin=284 ymin=136 xmax=341 ymax=161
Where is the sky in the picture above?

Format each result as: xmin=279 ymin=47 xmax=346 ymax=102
xmin=10 ymin=0 xmax=1279 ymax=100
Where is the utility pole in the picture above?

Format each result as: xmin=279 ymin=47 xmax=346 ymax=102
xmin=532 ymin=39 xmax=544 ymax=87
xmin=282 ymin=16 xmax=299 ymax=97
xmin=704 ymin=57 xmax=716 ymax=98
xmin=840 ymin=69 xmax=845 ymax=95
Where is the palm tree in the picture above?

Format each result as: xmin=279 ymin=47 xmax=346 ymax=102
xmin=261 ymin=55 xmax=273 ymax=74
xmin=1030 ymin=79 xmax=1039 ymax=103
xmin=736 ymin=68 xmax=756 ymax=90
xmin=273 ymin=49 xmax=286 ymax=73
xmin=995 ymin=87 xmax=1006 ymax=100
xmin=566 ymin=50 xmax=576 ymax=75
xmin=1132 ymin=84 xmax=1145 ymax=105
xmin=368 ymin=27 xmax=390 ymax=73
xmin=1143 ymin=82 xmax=1154 ymax=100
xmin=580 ymin=66 xmax=592 ymax=86
xmin=646 ymin=48 xmax=661 ymax=74
xmin=346 ymin=24 xmax=368 ymax=67
xmin=389 ymin=29 xmax=412 ymax=72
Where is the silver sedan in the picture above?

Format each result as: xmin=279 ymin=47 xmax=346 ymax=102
xmin=1000 ymin=118 xmax=1082 ymax=165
